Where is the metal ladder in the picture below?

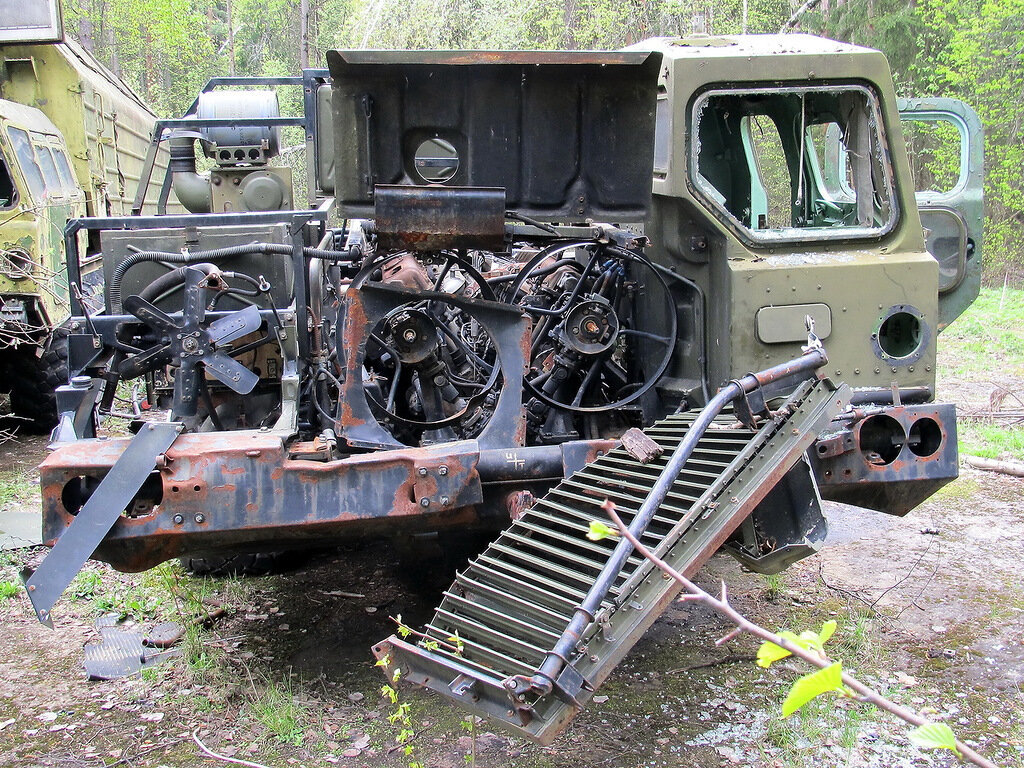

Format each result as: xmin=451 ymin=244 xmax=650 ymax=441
xmin=376 ymin=377 xmax=847 ymax=744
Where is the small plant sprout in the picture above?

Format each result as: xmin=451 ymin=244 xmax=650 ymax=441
xmin=587 ymin=520 xmax=620 ymax=541
xmin=593 ymin=501 xmax=999 ymax=768
xmin=908 ymin=722 xmax=962 ymax=757
xmin=379 ymin=649 xmax=423 ymax=768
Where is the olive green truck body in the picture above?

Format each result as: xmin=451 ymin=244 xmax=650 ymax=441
xmin=0 ymin=2 xmax=166 ymax=427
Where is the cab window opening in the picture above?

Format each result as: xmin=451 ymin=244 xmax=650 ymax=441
xmin=7 ymin=126 xmax=47 ymax=203
xmin=691 ymin=84 xmax=898 ymax=243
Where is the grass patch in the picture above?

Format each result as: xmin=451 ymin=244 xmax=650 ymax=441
xmin=0 ymin=580 xmax=19 ymax=599
xmin=248 ymin=676 xmax=307 ymax=746
xmin=939 ymin=286 xmax=1024 ymax=379
xmin=0 ymin=470 xmax=35 ymax=508
xmin=761 ymin=572 xmax=787 ymax=602
xmin=959 ymin=419 xmax=1024 ymax=460
xmin=92 ymin=566 xmax=172 ymax=620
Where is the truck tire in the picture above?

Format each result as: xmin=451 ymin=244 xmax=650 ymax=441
xmin=6 ymin=327 xmax=69 ymax=433
xmin=181 ymin=551 xmax=284 ymax=577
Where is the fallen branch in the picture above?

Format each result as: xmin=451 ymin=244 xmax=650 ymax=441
xmin=963 ymin=455 xmax=1024 ymax=478
xmin=193 ymin=730 xmax=273 ymax=768
xmin=601 ymin=500 xmax=998 ymax=768
xmin=667 ymin=653 xmax=755 ymax=675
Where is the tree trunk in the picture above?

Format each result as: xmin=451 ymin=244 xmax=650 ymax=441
xmin=300 ymin=0 xmax=310 ymax=70
xmin=79 ymin=16 xmax=96 ymax=53
xmin=227 ymin=0 xmax=236 ymax=76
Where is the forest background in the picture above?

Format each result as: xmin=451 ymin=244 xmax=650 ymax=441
xmin=63 ymin=0 xmax=1023 ymax=283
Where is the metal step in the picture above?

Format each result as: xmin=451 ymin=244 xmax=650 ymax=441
xmin=375 ymin=378 xmax=846 ymax=744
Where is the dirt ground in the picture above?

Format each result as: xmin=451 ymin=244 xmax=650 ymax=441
xmin=1 ymin=362 xmax=1022 ymax=767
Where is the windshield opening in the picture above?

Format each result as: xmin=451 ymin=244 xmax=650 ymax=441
xmin=691 ymin=84 xmax=898 ymax=244
xmin=7 ymin=126 xmax=46 ymax=203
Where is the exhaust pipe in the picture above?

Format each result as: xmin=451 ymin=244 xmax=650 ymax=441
xmin=169 ymin=132 xmax=211 ymax=214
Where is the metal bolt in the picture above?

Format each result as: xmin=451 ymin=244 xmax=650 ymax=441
xmin=28 ymin=584 xmax=35 ymax=591
xmin=172 ymin=514 xmax=184 ymax=525
xmin=417 ymin=467 xmax=428 ymax=476
xmin=438 ymin=466 xmax=448 ymax=476
xmin=420 ymin=498 xmax=430 ymax=508
xmin=402 ymin=328 xmax=417 ymax=343
xmin=194 ymin=513 xmax=205 ymax=524
xmin=440 ymin=496 xmax=450 ymax=506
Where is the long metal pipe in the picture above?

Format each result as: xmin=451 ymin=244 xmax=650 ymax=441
xmin=529 ymin=347 xmax=829 ymax=694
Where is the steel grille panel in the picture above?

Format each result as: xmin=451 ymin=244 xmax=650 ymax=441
xmin=376 ymin=379 xmax=847 ymax=743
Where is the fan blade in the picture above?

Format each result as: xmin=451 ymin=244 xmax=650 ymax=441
xmin=208 ymin=304 xmax=262 ymax=346
xmin=122 ymin=295 xmax=179 ymax=332
xmin=172 ymin=359 xmax=201 ymax=418
xmin=204 ymin=352 xmax=259 ymax=395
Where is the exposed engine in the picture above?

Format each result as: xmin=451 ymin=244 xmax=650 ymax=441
xmin=105 ymin=216 xmax=677 ymax=452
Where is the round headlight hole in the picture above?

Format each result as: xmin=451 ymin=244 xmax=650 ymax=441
xmin=877 ymin=311 xmax=922 ymax=359
xmin=413 ymin=138 xmax=459 ymax=183
xmin=908 ymin=417 xmax=943 ymax=458
xmin=859 ymin=414 xmax=906 ymax=466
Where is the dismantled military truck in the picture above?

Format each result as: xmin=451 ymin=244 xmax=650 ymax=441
xmin=0 ymin=1 xmax=169 ymax=428
xmin=22 ymin=34 xmax=982 ymax=744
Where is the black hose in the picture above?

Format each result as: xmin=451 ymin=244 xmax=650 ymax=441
xmin=110 ymin=243 xmax=356 ymax=311
xmin=137 ymin=263 xmax=217 ymax=303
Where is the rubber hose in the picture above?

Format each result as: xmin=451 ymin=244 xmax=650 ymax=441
xmin=110 ymin=243 xmax=353 ymax=312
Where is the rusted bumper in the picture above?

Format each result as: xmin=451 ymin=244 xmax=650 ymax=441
xmin=809 ymin=401 xmax=958 ymax=515
xmin=39 ymin=431 xmax=615 ymax=572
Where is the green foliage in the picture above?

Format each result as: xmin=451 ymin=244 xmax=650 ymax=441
xmin=757 ymin=620 xmax=837 ymax=668
xmin=249 ymin=678 xmax=306 ymax=745
xmin=379 ymin=664 xmax=422 ymax=766
xmin=587 ymin=520 xmax=620 ymax=541
xmin=807 ymin=0 xmax=1024 ymax=283
xmin=940 ymin=286 xmax=1024 ymax=378
xmin=908 ymin=721 xmax=962 ymax=756
xmin=761 ymin=572 xmax=786 ymax=601
xmin=67 ymin=569 xmax=103 ymax=600
xmin=0 ymin=580 xmax=19 ymax=599
xmin=781 ymin=661 xmax=845 ymax=717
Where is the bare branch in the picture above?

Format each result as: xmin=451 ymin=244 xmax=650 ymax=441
xmin=193 ymin=730 xmax=273 ymax=768
xmin=602 ymin=501 xmax=999 ymax=768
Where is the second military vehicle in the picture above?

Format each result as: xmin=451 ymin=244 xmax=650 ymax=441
xmin=0 ymin=0 xmax=169 ymax=428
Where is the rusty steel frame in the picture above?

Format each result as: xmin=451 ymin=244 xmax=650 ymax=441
xmin=38 ymin=428 xmax=621 ymax=572
xmin=810 ymin=401 xmax=959 ymax=515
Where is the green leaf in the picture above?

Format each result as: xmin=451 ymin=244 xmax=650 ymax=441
xmin=818 ymin=620 xmax=837 ymax=645
xmin=782 ymin=661 xmax=844 ymax=717
xmin=757 ymin=630 xmax=803 ymax=668
xmin=587 ymin=520 xmax=620 ymax=541
xmin=908 ymin=722 xmax=961 ymax=756
xmin=757 ymin=640 xmax=793 ymax=668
